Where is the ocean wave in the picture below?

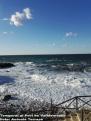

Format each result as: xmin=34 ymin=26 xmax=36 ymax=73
xmin=31 ymin=62 xmax=91 ymax=72
xmin=0 ymin=62 xmax=90 ymax=106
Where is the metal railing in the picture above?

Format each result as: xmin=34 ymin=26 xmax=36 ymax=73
xmin=1 ymin=95 xmax=91 ymax=121
xmin=55 ymin=95 xmax=91 ymax=113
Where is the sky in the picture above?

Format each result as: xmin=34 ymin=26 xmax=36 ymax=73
xmin=0 ymin=0 xmax=91 ymax=55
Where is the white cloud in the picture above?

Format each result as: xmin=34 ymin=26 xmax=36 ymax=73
xmin=23 ymin=8 xmax=32 ymax=19
xmin=3 ymin=32 xmax=8 ymax=35
xmin=65 ymin=32 xmax=77 ymax=37
xmin=2 ymin=31 xmax=14 ymax=35
xmin=10 ymin=8 xmax=32 ymax=27
xmin=0 ymin=18 xmax=9 ymax=21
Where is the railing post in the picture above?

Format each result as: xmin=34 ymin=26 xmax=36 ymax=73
xmin=76 ymin=97 xmax=79 ymax=111
xmin=81 ymin=109 xmax=84 ymax=121
xmin=50 ymin=98 xmax=53 ymax=114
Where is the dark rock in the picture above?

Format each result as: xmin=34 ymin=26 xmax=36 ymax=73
xmin=65 ymin=110 xmax=71 ymax=115
xmin=0 ymin=63 xmax=14 ymax=69
xmin=6 ymin=70 xmax=10 ymax=72
xmin=3 ymin=95 xmax=12 ymax=101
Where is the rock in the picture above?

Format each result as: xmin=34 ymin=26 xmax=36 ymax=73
xmin=65 ymin=110 xmax=71 ymax=115
xmin=0 ymin=63 xmax=14 ymax=69
xmin=3 ymin=95 xmax=12 ymax=101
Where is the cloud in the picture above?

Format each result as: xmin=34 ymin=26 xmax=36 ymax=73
xmin=23 ymin=8 xmax=32 ymax=19
xmin=2 ymin=31 xmax=14 ymax=35
xmin=10 ymin=8 xmax=32 ymax=27
xmin=65 ymin=32 xmax=77 ymax=37
xmin=0 ymin=18 xmax=9 ymax=21
xmin=3 ymin=32 xmax=8 ymax=35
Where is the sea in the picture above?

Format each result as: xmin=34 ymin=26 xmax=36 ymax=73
xmin=0 ymin=54 xmax=91 ymax=106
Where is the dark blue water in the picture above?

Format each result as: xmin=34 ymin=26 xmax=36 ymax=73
xmin=0 ymin=54 xmax=91 ymax=72
xmin=0 ymin=54 xmax=91 ymax=64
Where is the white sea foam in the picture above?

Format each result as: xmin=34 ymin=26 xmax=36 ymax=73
xmin=0 ymin=62 xmax=91 ymax=106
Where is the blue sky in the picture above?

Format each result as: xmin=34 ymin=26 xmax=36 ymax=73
xmin=0 ymin=0 xmax=91 ymax=55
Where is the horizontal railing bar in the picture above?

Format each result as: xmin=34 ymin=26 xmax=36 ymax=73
xmin=56 ymin=97 xmax=75 ymax=106
xmin=56 ymin=95 xmax=91 ymax=106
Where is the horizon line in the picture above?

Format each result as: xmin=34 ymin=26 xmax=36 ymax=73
xmin=0 ymin=53 xmax=90 ymax=56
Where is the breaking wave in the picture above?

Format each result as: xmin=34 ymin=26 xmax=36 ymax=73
xmin=0 ymin=61 xmax=90 ymax=107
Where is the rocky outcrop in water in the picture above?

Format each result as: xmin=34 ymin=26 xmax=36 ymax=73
xmin=0 ymin=63 xmax=14 ymax=69
xmin=3 ymin=95 xmax=12 ymax=101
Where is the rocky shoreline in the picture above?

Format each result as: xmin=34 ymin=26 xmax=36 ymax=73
xmin=0 ymin=63 xmax=14 ymax=69
xmin=0 ymin=96 xmax=53 ymax=115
